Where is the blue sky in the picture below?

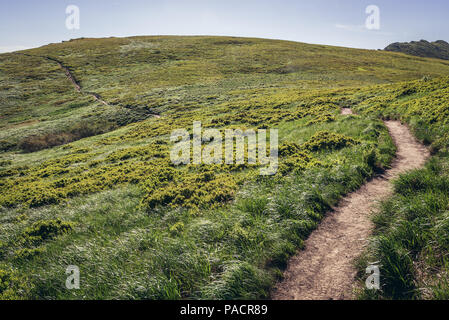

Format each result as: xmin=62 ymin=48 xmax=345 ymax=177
xmin=1 ymin=0 xmax=448 ymax=53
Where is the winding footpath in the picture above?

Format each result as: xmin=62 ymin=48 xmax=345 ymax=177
xmin=272 ymin=108 xmax=429 ymax=300
xmin=45 ymin=55 xmax=114 ymax=106
xmin=19 ymin=52 xmax=161 ymax=117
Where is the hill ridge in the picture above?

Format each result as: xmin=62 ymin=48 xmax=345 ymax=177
xmin=385 ymin=39 xmax=449 ymax=60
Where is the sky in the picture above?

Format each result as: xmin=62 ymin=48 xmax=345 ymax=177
xmin=1 ymin=0 xmax=448 ymax=53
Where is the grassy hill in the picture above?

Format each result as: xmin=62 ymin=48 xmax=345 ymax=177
xmin=0 ymin=36 xmax=448 ymax=299
xmin=3 ymin=36 xmax=449 ymax=153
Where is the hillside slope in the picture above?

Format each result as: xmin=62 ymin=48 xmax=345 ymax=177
xmin=2 ymin=36 xmax=449 ymax=153
xmin=0 ymin=36 xmax=449 ymax=300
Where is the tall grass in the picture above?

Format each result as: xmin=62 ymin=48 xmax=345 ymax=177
xmin=0 ymin=117 xmax=395 ymax=299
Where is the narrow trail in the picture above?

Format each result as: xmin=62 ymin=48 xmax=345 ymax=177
xmin=45 ymin=56 xmax=82 ymax=93
xmin=19 ymin=52 xmax=161 ymax=118
xmin=271 ymin=108 xmax=429 ymax=300
xmin=44 ymin=55 xmax=161 ymax=118
xmin=44 ymin=56 xmax=111 ymax=106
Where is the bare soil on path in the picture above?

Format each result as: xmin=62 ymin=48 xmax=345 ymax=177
xmin=271 ymin=111 xmax=429 ymax=300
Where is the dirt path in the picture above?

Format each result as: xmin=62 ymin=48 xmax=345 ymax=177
xmin=47 ymin=56 xmax=161 ymax=118
xmin=271 ymin=110 xmax=429 ymax=300
xmin=340 ymin=107 xmax=353 ymax=115
xmin=44 ymin=56 xmax=111 ymax=106
xmin=20 ymin=52 xmax=161 ymax=117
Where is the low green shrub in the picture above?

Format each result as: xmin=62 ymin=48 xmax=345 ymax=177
xmin=141 ymin=170 xmax=237 ymax=210
xmin=19 ymin=219 xmax=74 ymax=247
xmin=0 ymin=267 xmax=32 ymax=300
xmin=303 ymin=131 xmax=358 ymax=152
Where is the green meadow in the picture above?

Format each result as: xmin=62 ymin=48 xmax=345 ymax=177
xmin=0 ymin=36 xmax=448 ymax=299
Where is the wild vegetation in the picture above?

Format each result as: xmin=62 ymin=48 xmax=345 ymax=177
xmin=0 ymin=36 xmax=448 ymax=299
